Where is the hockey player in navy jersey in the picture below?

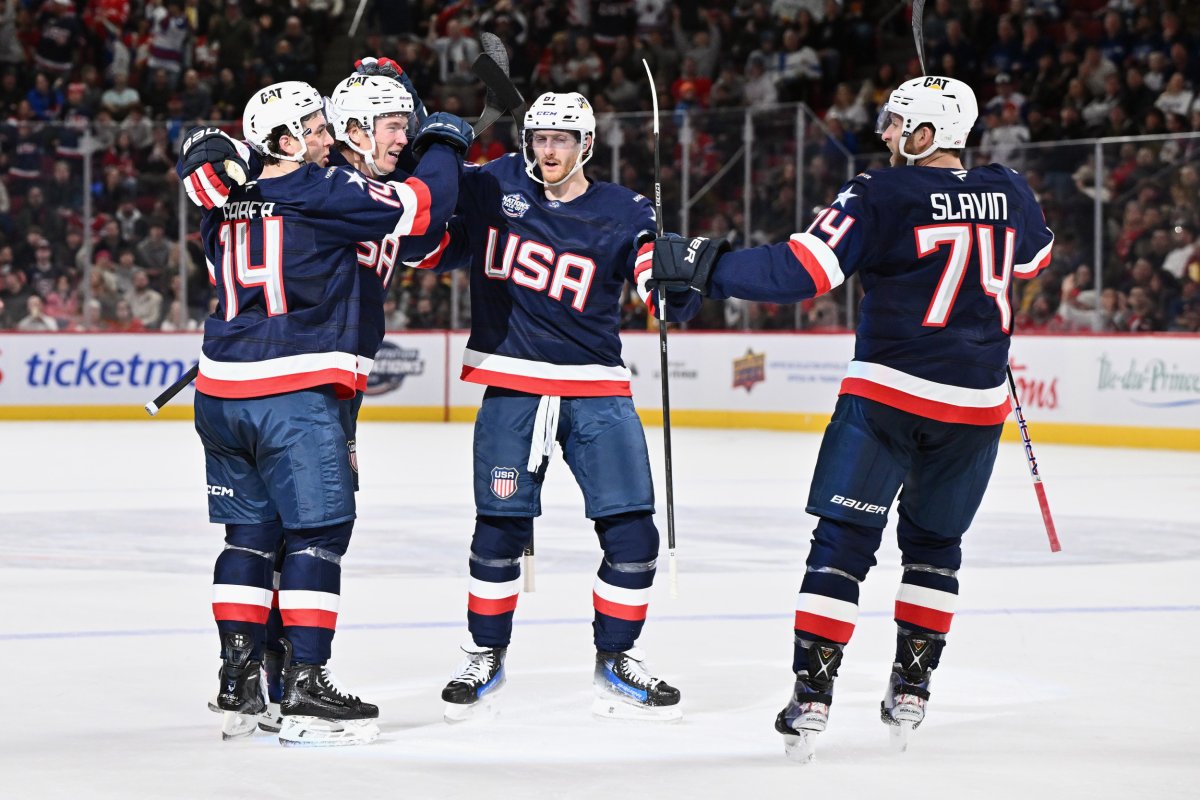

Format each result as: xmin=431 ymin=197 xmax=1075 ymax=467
xmin=186 ymin=80 xmax=471 ymax=746
xmin=641 ymin=76 xmax=1053 ymax=760
xmin=417 ymin=92 xmax=684 ymax=722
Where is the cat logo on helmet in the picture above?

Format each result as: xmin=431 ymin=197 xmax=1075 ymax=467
xmin=242 ymin=80 xmax=325 ymax=163
xmin=876 ymin=76 xmax=979 ymax=165
xmin=521 ymin=91 xmax=597 ymax=187
xmin=327 ymin=72 xmax=414 ymax=177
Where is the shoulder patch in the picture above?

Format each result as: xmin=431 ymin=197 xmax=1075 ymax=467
xmin=325 ymin=167 xmax=338 ymax=179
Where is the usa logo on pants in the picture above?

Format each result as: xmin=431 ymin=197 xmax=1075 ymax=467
xmin=490 ymin=466 xmax=519 ymax=500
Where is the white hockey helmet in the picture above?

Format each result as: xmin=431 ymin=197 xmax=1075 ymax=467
xmin=521 ymin=92 xmax=596 ymax=186
xmin=876 ymin=76 xmax=978 ymax=164
xmin=328 ymin=73 xmax=414 ymax=176
xmin=242 ymin=80 xmax=326 ymax=162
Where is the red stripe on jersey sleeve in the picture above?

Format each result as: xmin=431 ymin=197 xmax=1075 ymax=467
xmin=787 ymin=238 xmax=832 ymax=296
xmin=468 ymin=593 xmax=519 ymax=616
xmin=404 ymin=177 xmax=433 ymax=236
xmin=895 ymin=601 xmax=954 ymax=633
xmin=839 ymin=377 xmax=1012 ymax=426
xmin=592 ymin=592 xmax=649 ymax=622
xmin=794 ymin=610 xmax=855 ymax=644
xmin=413 ymin=231 xmax=450 ymax=270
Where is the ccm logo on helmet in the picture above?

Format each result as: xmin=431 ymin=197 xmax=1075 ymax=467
xmin=830 ymin=494 xmax=887 ymax=515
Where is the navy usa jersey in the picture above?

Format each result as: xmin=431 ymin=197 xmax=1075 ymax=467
xmin=428 ymin=153 xmax=655 ymax=396
xmin=709 ymin=164 xmax=1053 ymax=424
xmin=198 ymin=152 xmax=456 ymax=400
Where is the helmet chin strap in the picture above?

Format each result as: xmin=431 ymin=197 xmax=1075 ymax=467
xmin=901 ymin=132 xmax=938 ymax=165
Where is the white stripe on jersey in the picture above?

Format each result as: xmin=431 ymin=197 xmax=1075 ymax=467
xmin=789 ymin=232 xmax=846 ymax=290
xmin=357 ymin=355 xmax=375 ymax=378
xmin=199 ymin=351 xmax=358 ymax=380
xmin=277 ymin=589 xmax=341 ymax=612
xmin=896 ymin=583 xmax=958 ymax=613
xmin=389 ymin=181 xmax=420 ymax=237
xmin=212 ymin=584 xmax=273 ymax=607
xmin=844 ymin=360 xmax=1008 ymax=407
xmin=462 ymin=348 xmax=631 ymax=383
xmin=593 ymin=578 xmax=651 ymax=607
xmin=1014 ymin=233 xmax=1055 ymax=276
xmin=469 ymin=576 xmax=523 ymax=599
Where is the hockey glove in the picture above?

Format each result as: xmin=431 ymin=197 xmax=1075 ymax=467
xmin=177 ymin=126 xmax=251 ymax=210
xmin=412 ymin=112 xmax=474 ymax=158
xmin=355 ymin=56 xmax=429 ymax=126
xmin=643 ymin=233 xmax=729 ymax=297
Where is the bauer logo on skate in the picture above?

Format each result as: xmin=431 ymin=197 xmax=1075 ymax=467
xmin=490 ymin=467 xmax=518 ymax=500
xmin=501 ymin=193 xmax=531 ymax=218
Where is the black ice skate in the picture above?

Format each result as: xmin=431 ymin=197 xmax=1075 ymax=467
xmin=258 ymin=648 xmax=284 ymax=733
xmin=775 ymin=641 xmax=843 ymax=764
xmin=441 ymin=643 xmax=507 ymax=723
xmin=277 ymin=640 xmax=379 ymax=747
xmin=593 ymin=647 xmax=682 ymax=721
xmin=216 ymin=632 xmax=266 ymax=741
xmin=881 ymin=631 xmax=943 ymax=752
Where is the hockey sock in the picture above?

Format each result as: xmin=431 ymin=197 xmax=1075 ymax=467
xmin=264 ymin=541 xmax=285 ymax=655
xmin=592 ymin=511 xmax=658 ymax=653
xmin=278 ymin=521 xmax=352 ymax=665
xmin=894 ymin=564 xmax=958 ymax=636
xmin=467 ymin=515 xmax=533 ymax=648
xmin=212 ymin=521 xmax=284 ymax=660
xmin=791 ymin=517 xmax=879 ymax=672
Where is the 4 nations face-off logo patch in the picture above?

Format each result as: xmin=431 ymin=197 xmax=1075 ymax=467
xmin=490 ymin=466 xmax=519 ymax=500
xmin=501 ymin=193 xmax=531 ymax=218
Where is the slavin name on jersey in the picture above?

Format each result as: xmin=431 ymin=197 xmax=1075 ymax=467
xmin=929 ymin=192 xmax=1009 ymax=221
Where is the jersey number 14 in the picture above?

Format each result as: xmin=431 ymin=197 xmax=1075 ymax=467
xmin=916 ymin=223 xmax=1015 ymax=333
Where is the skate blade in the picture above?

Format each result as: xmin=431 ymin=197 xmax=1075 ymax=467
xmin=258 ymin=702 xmax=282 ymax=733
xmin=221 ymin=710 xmax=260 ymax=741
xmin=278 ymin=716 xmax=379 ymax=747
xmin=781 ymin=730 xmax=820 ymax=764
xmin=443 ymin=695 xmax=499 ymax=724
xmin=889 ymin=720 xmax=916 ymax=752
xmin=591 ymin=689 xmax=683 ymax=722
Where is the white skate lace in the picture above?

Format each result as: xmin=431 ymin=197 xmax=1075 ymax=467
xmin=615 ymin=652 xmax=660 ymax=689
xmin=319 ymin=666 xmax=361 ymax=702
xmin=451 ymin=651 xmax=497 ymax=686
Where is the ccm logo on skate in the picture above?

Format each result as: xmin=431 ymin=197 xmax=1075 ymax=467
xmin=830 ymin=495 xmax=886 ymax=514
xmin=207 ymin=484 xmax=234 ymax=497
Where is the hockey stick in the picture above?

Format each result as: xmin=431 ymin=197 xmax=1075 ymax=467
xmin=472 ymin=34 xmax=536 ymax=591
xmin=1007 ymin=367 xmax=1062 ymax=552
xmin=643 ymin=58 xmax=679 ymax=598
xmin=145 ymin=363 xmax=198 ymax=417
xmin=908 ymin=2 xmax=1060 ymax=551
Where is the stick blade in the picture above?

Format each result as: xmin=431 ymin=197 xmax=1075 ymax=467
xmin=471 ymin=53 xmax=526 ymax=114
xmin=479 ymin=31 xmax=510 ymax=74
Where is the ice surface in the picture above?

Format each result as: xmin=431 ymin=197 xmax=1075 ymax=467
xmin=2 ymin=421 xmax=1197 ymax=799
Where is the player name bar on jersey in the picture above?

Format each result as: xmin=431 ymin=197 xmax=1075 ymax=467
xmin=929 ymin=192 xmax=1009 ymax=221
xmin=221 ymin=200 xmax=278 ymax=220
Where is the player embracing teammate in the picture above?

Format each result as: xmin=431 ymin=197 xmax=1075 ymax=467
xmin=642 ymin=75 xmax=1053 ymax=761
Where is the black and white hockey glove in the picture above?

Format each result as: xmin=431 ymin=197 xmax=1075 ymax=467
xmin=412 ymin=112 xmax=474 ymax=158
xmin=177 ymin=127 xmax=251 ymax=210
xmin=636 ymin=233 xmax=729 ymax=305
xmin=355 ymin=56 xmax=429 ymax=127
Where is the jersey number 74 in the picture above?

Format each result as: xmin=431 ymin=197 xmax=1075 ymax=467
xmin=916 ymin=223 xmax=1015 ymax=333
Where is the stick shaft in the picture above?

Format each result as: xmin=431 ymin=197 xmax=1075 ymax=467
xmin=145 ymin=363 xmax=198 ymax=416
xmin=1006 ymin=366 xmax=1061 ymax=552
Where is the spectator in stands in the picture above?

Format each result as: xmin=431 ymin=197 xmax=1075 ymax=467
xmin=428 ymin=17 xmax=480 ymax=84
xmin=1154 ymin=72 xmax=1194 ymax=118
xmin=178 ymin=69 xmax=211 ymax=121
xmin=101 ymin=70 xmax=140 ymax=120
xmin=1124 ymin=285 xmax=1163 ymax=331
xmin=43 ymin=272 xmax=78 ymax=324
xmin=1 ymin=270 xmax=32 ymax=323
xmin=985 ymin=72 xmax=1026 ymax=116
xmin=16 ymin=293 xmax=57 ymax=331
xmin=145 ymin=1 xmax=191 ymax=87
xmin=34 ymin=0 xmax=82 ymax=77
xmin=743 ymin=54 xmax=778 ymax=108
xmin=16 ymin=188 xmax=64 ymax=245
xmin=68 ymin=298 xmax=107 ymax=331
xmin=126 ymin=267 xmax=162 ymax=329
xmin=159 ymin=298 xmax=198 ymax=331
xmin=604 ymin=64 xmax=639 ymax=109
xmin=824 ymin=81 xmax=868 ymax=134
xmin=672 ymin=6 xmax=722 ymax=79
xmin=1162 ymin=224 xmax=1198 ymax=281
xmin=109 ymin=298 xmax=145 ymax=332
xmin=26 ymin=71 xmax=62 ymax=120
xmin=1079 ymin=46 xmax=1118 ymax=98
